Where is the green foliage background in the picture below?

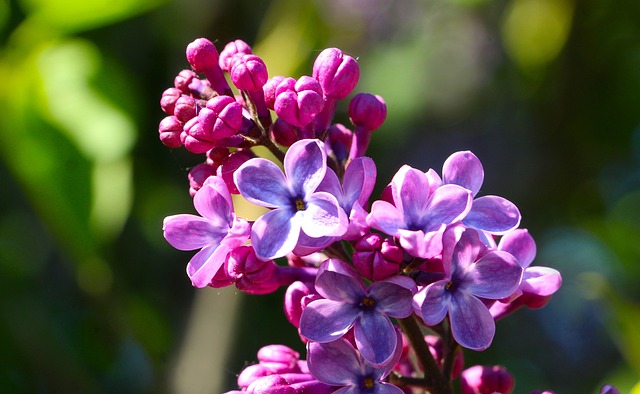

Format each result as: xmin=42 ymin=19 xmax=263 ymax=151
xmin=1 ymin=0 xmax=639 ymax=392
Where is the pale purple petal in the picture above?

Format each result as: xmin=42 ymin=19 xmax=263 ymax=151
xmin=315 ymin=266 xmax=365 ymax=303
xmin=235 ymin=158 xmax=291 ymax=208
xmin=463 ymin=196 xmax=521 ymax=234
xmin=418 ymin=281 xmax=450 ymax=326
xmin=442 ymin=151 xmax=484 ymax=196
xmin=307 ymin=340 xmax=360 ymax=385
xmin=292 ymin=232 xmax=335 ymax=256
xmin=449 ymin=292 xmax=495 ymax=350
xmin=521 ymin=266 xmax=562 ymax=296
xmin=187 ymin=243 xmax=231 ymax=288
xmin=498 ymin=228 xmax=537 ymax=268
xmin=317 ymin=167 xmax=343 ymax=201
xmin=425 ymin=168 xmax=443 ymax=194
xmin=163 ymin=214 xmax=225 ymax=250
xmin=461 ymin=250 xmax=523 ymax=299
xmin=397 ymin=227 xmax=444 ymax=259
xmin=194 ymin=176 xmax=233 ymax=223
xmin=391 ymin=166 xmax=431 ymax=224
xmin=368 ymin=281 xmax=414 ymax=318
xmin=422 ymin=184 xmax=473 ymax=232
xmin=285 ymin=139 xmax=327 ymax=196
xmin=300 ymin=192 xmax=348 ymax=237
xmin=300 ymin=299 xmax=360 ymax=342
xmin=354 ymin=312 xmax=396 ymax=366
xmin=251 ymin=208 xmax=299 ymax=260
xmin=367 ymin=200 xmax=405 ymax=236
xmin=450 ymin=228 xmax=485 ymax=276
xmin=343 ymin=157 xmax=377 ymax=209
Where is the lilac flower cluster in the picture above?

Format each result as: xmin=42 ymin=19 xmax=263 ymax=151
xmin=158 ymin=37 xmax=612 ymax=393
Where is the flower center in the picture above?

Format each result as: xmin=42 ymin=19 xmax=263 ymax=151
xmin=295 ymin=198 xmax=306 ymax=211
xmin=445 ymin=280 xmax=458 ymax=292
xmin=361 ymin=296 xmax=376 ymax=309
xmin=363 ymin=376 xmax=375 ymax=390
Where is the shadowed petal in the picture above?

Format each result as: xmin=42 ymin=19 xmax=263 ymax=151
xmin=449 ymin=292 xmax=495 ymax=350
xmin=163 ymin=214 xmax=225 ymax=250
xmin=463 ymin=196 xmax=521 ymax=234
xmin=235 ymin=158 xmax=291 ymax=208
xmin=285 ymin=139 xmax=327 ymax=196
xmin=187 ymin=243 xmax=231 ymax=288
xmin=354 ymin=312 xmax=396 ymax=366
xmin=367 ymin=200 xmax=405 ymax=236
xmin=301 ymin=192 xmax=348 ymax=237
xmin=315 ymin=265 xmax=365 ymax=303
xmin=343 ymin=157 xmax=377 ymax=209
xmin=450 ymin=228 xmax=485 ymax=276
xmin=307 ymin=340 xmax=360 ymax=386
xmin=418 ymin=281 xmax=449 ymax=326
xmin=461 ymin=250 xmax=523 ymax=299
xmin=422 ymin=184 xmax=473 ymax=232
xmin=442 ymin=151 xmax=484 ymax=196
xmin=251 ymin=208 xmax=299 ymax=260
xmin=498 ymin=228 xmax=537 ymax=268
xmin=300 ymin=299 xmax=360 ymax=342
xmin=368 ymin=281 xmax=414 ymax=318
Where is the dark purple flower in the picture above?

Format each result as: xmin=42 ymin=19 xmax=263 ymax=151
xmin=234 ymin=139 xmax=348 ymax=260
xmin=163 ymin=176 xmax=251 ymax=287
xmin=415 ymin=227 xmax=523 ymax=350
xmin=300 ymin=259 xmax=416 ymax=365
xmin=307 ymin=338 xmax=404 ymax=394
xmin=460 ymin=365 xmax=515 ymax=394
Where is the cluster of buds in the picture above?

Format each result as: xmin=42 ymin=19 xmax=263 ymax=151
xmin=157 ymin=37 xmax=616 ymax=393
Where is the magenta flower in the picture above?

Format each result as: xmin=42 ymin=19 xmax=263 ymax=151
xmin=307 ymin=338 xmax=404 ymax=394
xmin=234 ymin=139 xmax=348 ymax=260
xmin=442 ymin=151 xmax=521 ymax=236
xmin=163 ymin=176 xmax=250 ymax=288
xmin=415 ymin=227 xmax=523 ymax=350
xmin=300 ymin=259 xmax=416 ymax=366
xmin=367 ymin=164 xmax=473 ymax=259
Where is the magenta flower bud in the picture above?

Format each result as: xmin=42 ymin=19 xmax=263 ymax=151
xmin=160 ymin=87 xmax=182 ymax=115
xmin=460 ymin=365 xmax=515 ymax=394
xmin=274 ymin=76 xmax=324 ymax=127
xmin=324 ymin=123 xmax=352 ymax=163
xmin=258 ymin=345 xmax=300 ymax=368
xmin=173 ymin=95 xmax=197 ymax=123
xmin=186 ymin=38 xmax=233 ymax=96
xmin=231 ymin=54 xmax=268 ymax=91
xmin=158 ymin=116 xmax=183 ymax=148
xmin=206 ymin=147 xmax=231 ymax=166
xmin=271 ymin=117 xmax=298 ymax=147
xmin=349 ymin=93 xmax=387 ymax=130
xmin=174 ymin=69 xmax=197 ymax=94
xmin=197 ymin=96 xmax=244 ymax=140
xmin=219 ymin=39 xmax=253 ymax=72
xmin=217 ymin=149 xmax=255 ymax=194
xmin=182 ymin=118 xmax=215 ymax=154
xmin=209 ymin=262 xmax=234 ymax=288
xmin=188 ymin=163 xmax=217 ymax=196
xmin=238 ymin=364 xmax=273 ymax=389
xmin=227 ymin=246 xmax=279 ymax=294
xmin=247 ymin=374 xmax=329 ymax=394
xmin=264 ymin=76 xmax=286 ymax=109
xmin=284 ymin=281 xmax=313 ymax=328
xmin=312 ymin=47 xmax=360 ymax=100
xmin=352 ymin=234 xmax=402 ymax=281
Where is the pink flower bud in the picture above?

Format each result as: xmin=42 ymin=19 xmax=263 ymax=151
xmin=186 ymin=38 xmax=219 ymax=73
xmin=182 ymin=118 xmax=215 ymax=154
xmin=324 ymin=123 xmax=352 ymax=163
xmin=353 ymin=234 xmax=402 ymax=280
xmin=206 ymin=147 xmax=231 ymax=166
xmin=219 ymin=39 xmax=253 ymax=72
xmin=460 ymin=365 xmax=515 ymax=394
xmin=174 ymin=95 xmax=197 ymax=123
xmin=188 ymin=163 xmax=217 ymax=196
xmin=271 ymin=118 xmax=298 ymax=147
xmin=258 ymin=345 xmax=300 ymax=368
xmin=349 ymin=93 xmax=387 ymax=131
xmin=227 ymin=246 xmax=279 ymax=294
xmin=284 ymin=281 xmax=313 ymax=328
xmin=217 ymin=149 xmax=255 ymax=194
xmin=198 ymin=96 xmax=244 ymax=140
xmin=160 ymin=88 xmax=182 ymax=115
xmin=264 ymin=76 xmax=286 ymax=109
xmin=312 ymin=47 xmax=360 ymax=99
xmin=209 ymin=262 xmax=233 ymax=288
xmin=174 ymin=69 xmax=197 ymax=94
xmin=231 ymin=54 xmax=268 ymax=91
xmin=274 ymin=76 xmax=324 ymax=127
xmin=158 ymin=116 xmax=183 ymax=148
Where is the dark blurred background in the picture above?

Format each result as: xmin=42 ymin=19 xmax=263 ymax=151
xmin=1 ymin=0 xmax=639 ymax=393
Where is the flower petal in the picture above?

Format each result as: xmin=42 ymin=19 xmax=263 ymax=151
xmin=498 ymin=228 xmax=537 ymax=268
xmin=307 ymin=340 xmax=361 ymax=386
xmin=194 ymin=176 xmax=233 ymax=223
xmin=391 ymin=165 xmax=430 ymax=224
xmin=300 ymin=299 xmax=360 ymax=342
xmin=417 ymin=281 xmax=449 ymax=326
xmin=315 ymin=260 xmax=365 ymax=302
xmin=251 ymin=208 xmax=299 ymax=260
xmin=367 ymin=200 xmax=405 ymax=236
xmin=368 ymin=281 xmax=414 ymax=318
xmin=449 ymin=292 xmax=495 ymax=350
xmin=354 ymin=311 xmax=396 ymax=366
xmin=235 ymin=158 xmax=291 ymax=208
xmin=450 ymin=228 xmax=485 ymax=276
xmin=163 ymin=214 xmax=225 ymax=250
xmin=187 ymin=243 xmax=231 ymax=288
xmin=461 ymin=250 xmax=523 ymax=299
xmin=422 ymin=184 xmax=473 ymax=232
xmin=285 ymin=139 xmax=327 ymax=196
xmin=521 ymin=266 xmax=562 ymax=296
xmin=442 ymin=151 xmax=483 ymax=196
xmin=301 ymin=192 xmax=348 ymax=237
xmin=463 ymin=196 xmax=521 ymax=234
xmin=397 ymin=227 xmax=444 ymax=259
xmin=343 ymin=156 xmax=377 ymax=209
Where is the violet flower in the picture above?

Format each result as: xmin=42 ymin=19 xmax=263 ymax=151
xmin=367 ymin=164 xmax=473 ymax=259
xmin=234 ymin=139 xmax=348 ymax=260
xmin=414 ymin=227 xmax=523 ymax=350
xmin=300 ymin=259 xmax=416 ymax=366
xmin=163 ymin=176 xmax=251 ymax=288
xmin=307 ymin=338 xmax=404 ymax=394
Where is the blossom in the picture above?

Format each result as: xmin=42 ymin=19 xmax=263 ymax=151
xmin=234 ymin=139 xmax=348 ymax=260
xmin=367 ymin=164 xmax=473 ymax=259
xmin=414 ymin=227 xmax=523 ymax=350
xmin=300 ymin=259 xmax=416 ymax=365
xmin=307 ymin=338 xmax=404 ymax=394
xmin=163 ymin=176 xmax=250 ymax=288
xmin=460 ymin=365 xmax=515 ymax=394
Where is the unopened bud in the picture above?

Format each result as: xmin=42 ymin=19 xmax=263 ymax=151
xmin=219 ymin=39 xmax=253 ymax=72
xmin=460 ymin=365 xmax=515 ymax=394
xmin=274 ymin=76 xmax=324 ymax=127
xmin=312 ymin=48 xmax=359 ymax=100
xmin=231 ymin=54 xmax=268 ymax=91
xmin=158 ymin=116 xmax=183 ymax=148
